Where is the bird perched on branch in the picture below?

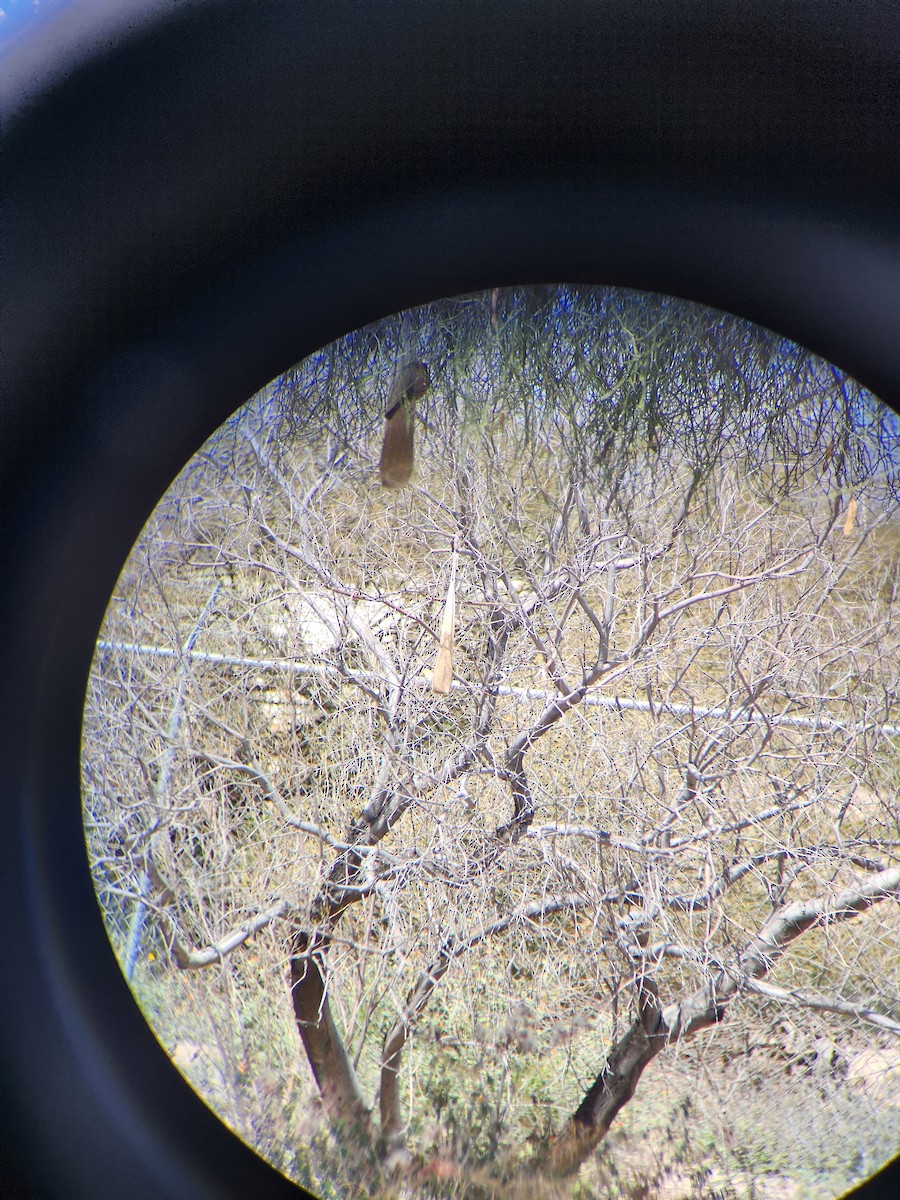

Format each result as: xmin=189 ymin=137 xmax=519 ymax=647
xmin=378 ymin=360 xmax=430 ymax=489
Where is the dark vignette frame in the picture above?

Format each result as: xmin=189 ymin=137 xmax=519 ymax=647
xmin=2 ymin=2 xmax=900 ymax=1197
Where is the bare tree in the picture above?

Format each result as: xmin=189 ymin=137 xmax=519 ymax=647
xmin=83 ymin=288 xmax=900 ymax=1199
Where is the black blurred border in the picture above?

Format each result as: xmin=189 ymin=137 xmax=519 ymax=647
xmin=2 ymin=2 xmax=899 ymax=1197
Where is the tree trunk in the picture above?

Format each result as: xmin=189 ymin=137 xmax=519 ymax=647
xmin=290 ymin=932 xmax=371 ymax=1137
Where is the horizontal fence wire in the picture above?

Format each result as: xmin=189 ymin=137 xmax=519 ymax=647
xmin=95 ymin=640 xmax=900 ymax=740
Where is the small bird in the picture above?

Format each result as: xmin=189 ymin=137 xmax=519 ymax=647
xmin=378 ymin=360 xmax=430 ymax=488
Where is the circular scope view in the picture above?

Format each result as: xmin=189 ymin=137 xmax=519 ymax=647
xmin=82 ymin=287 xmax=900 ymax=1199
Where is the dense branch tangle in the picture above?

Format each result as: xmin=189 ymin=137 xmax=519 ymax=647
xmin=83 ymin=289 xmax=900 ymax=1194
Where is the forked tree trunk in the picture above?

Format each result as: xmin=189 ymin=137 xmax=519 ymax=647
xmin=540 ymin=865 xmax=900 ymax=1180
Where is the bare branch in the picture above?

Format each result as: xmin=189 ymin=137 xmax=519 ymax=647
xmin=174 ymin=900 xmax=293 ymax=970
xmin=738 ymin=865 xmax=900 ymax=980
xmin=743 ymin=977 xmax=900 ymax=1037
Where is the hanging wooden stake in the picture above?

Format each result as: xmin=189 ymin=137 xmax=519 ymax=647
xmin=431 ymin=539 xmax=458 ymax=695
xmin=843 ymin=495 xmax=857 ymax=536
